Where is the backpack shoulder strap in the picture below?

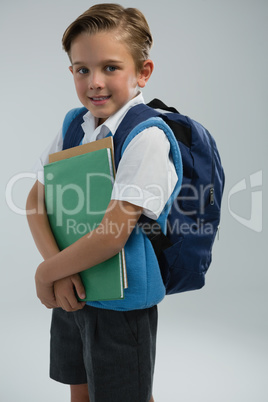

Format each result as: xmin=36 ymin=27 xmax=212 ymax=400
xmin=116 ymin=103 xmax=160 ymax=135
xmin=62 ymin=107 xmax=88 ymax=150
xmin=114 ymin=101 xmax=183 ymax=207
xmin=113 ymin=100 xmax=187 ymax=263
xmin=113 ymin=103 xmax=160 ymax=169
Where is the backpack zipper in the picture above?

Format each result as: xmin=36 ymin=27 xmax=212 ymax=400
xmin=207 ymin=131 xmax=215 ymax=205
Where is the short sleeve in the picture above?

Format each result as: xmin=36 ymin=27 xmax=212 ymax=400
xmin=111 ymin=127 xmax=178 ymax=219
xmin=31 ymin=130 xmax=63 ymax=185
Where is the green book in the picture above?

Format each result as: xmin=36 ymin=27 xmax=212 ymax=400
xmin=44 ymin=145 xmax=125 ymax=301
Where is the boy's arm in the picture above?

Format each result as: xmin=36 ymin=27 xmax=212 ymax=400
xmin=26 ymin=181 xmax=85 ymax=309
xmin=26 ymin=181 xmax=60 ymax=260
xmin=35 ymin=199 xmax=143 ymax=305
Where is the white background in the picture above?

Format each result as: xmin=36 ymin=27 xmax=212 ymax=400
xmin=1 ymin=0 xmax=267 ymax=401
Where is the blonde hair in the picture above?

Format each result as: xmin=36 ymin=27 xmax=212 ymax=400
xmin=62 ymin=3 xmax=153 ymax=71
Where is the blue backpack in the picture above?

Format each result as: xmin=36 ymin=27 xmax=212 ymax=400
xmin=62 ymin=99 xmax=225 ymax=295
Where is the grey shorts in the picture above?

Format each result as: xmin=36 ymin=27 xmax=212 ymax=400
xmin=50 ymin=304 xmax=158 ymax=402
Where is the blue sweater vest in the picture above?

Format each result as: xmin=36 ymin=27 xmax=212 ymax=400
xmin=62 ymin=104 xmax=183 ymax=311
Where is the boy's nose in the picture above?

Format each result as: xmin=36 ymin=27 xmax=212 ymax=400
xmin=88 ymin=73 xmax=104 ymax=90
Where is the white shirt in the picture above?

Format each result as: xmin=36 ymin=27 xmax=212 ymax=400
xmin=33 ymin=93 xmax=178 ymax=219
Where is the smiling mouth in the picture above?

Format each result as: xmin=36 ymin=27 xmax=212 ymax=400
xmin=89 ymin=96 xmax=111 ymax=103
xmin=91 ymin=96 xmax=110 ymax=100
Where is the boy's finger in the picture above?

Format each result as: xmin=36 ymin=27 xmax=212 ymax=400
xmin=41 ymin=299 xmax=58 ymax=309
xmin=60 ymin=295 xmax=85 ymax=312
xmin=68 ymin=293 xmax=83 ymax=310
xmin=72 ymin=275 xmax=86 ymax=300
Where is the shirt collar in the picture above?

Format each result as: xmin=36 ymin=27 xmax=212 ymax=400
xmin=81 ymin=92 xmax=145 ymax=143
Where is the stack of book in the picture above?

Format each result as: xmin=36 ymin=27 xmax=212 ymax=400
xmin=44 ymin=137 xmax=127 ymax=302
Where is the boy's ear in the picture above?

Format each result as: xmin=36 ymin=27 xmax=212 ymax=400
xmin=137 ymin=59 xmax=154 ymax=88
xmin=69 ymin=66 xmax=74 ymax=75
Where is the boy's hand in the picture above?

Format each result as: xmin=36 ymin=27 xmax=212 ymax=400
xmin=35 ymin=269 xmax=58 ymax=309
xmin=54 ymin=274 xmax=86 ymax=312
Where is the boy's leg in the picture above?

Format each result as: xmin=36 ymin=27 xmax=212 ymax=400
xmin=50 ymin=308 xmax=88 ymax=385
xmin=77 ymin=305 xmax=158 ymax=402
xmin=70 ymin=386 xmax=153 ymax=402
xmin=70 ymin=384 xmax=90 ymax=402
xmin=51 ymin=305 xmax=157 ymax=401
xmin=70 ymin=384 xmax=153 ymax=402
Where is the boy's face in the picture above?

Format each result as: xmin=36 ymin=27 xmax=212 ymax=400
xmin=69 ymin=31 xmax=147 ymax=125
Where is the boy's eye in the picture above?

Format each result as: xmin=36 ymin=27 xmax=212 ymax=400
xmin=77 ymin=67 xmax=89 ymax=75
xmin=105 ymin=66 xmax=117 ymax=72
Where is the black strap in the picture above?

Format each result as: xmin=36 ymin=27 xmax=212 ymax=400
xmin=147 ymin=99 xmax=191 ymax=148
xmin=147 ymin=98 xmax=180 ymax=114
xmin=138 ymin=218 xmax=173 ymax=258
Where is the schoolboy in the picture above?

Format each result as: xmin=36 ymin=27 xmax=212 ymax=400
xmin=27 ymin=4 xmax=182 ymax=402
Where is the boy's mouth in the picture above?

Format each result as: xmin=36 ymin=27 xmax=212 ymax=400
xmin=89 ymin=96 xmax=111 ymax=105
